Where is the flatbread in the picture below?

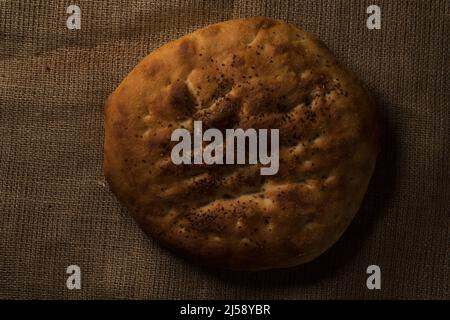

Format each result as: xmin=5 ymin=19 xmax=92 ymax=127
xmin=104 ymin=17 xmax=379 ymax=270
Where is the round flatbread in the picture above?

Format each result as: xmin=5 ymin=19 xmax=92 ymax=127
xmin=104 ymin=17 xmax=379 ymax=270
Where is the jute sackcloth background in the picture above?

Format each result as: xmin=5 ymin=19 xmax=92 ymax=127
xmin=0 ymin=0 xmax=449 ymax=299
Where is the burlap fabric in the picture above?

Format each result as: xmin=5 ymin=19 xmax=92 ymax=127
xmin=1 ymin=0 xmax=448 ymax=299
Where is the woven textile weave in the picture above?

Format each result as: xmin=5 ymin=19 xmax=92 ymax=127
xmin=1 ymin=0 xmax=449 ymax=299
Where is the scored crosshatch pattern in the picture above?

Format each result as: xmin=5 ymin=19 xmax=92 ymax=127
xmin=0 ymin=0 xmax=449 ymax=299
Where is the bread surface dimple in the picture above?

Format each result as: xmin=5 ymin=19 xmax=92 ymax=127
xmin=104 ymin=17 xmax=378 ymax=270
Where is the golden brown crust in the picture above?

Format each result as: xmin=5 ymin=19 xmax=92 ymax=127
xmin=104 ymin=17 xmax=379 ymax=270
